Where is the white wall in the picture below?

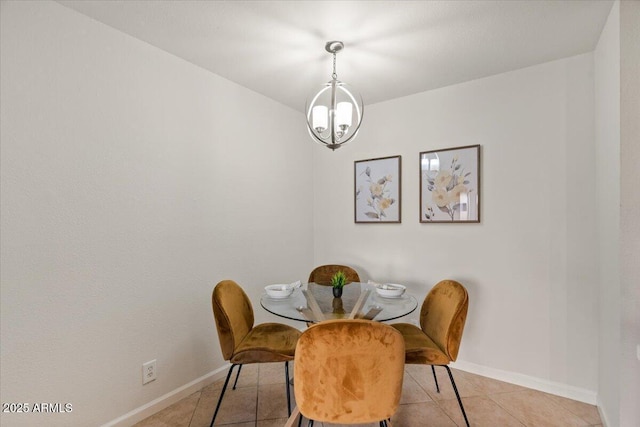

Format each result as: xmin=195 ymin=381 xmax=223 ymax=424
xmin=618 ymin=1 xmax=640 ymax=425
xmin=313 ymin=54 xmax=599 ymax=399
xmin=0 ymin=2 xmax=312 ymax=426
xmin=595 ymin=2 xmax=620 ymax=425
xmin=2 ymin=1 xmax=634 ymax=425
xmin=595 ymin=3 xmax=640 ymax=425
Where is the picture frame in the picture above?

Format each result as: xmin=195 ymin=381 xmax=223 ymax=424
xmin=420 ymin=145 xmax=480 ymax=223
xmin=354 ymin=155 xmax=401 ymax=223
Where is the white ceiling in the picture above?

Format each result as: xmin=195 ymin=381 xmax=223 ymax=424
xmin=57 ymin=0 xmax=613 ymax=112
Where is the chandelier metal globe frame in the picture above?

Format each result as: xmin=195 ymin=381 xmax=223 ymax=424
xmin=305 ymin=41 xmax=364 ymax=151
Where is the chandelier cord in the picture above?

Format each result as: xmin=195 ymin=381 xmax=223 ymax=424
xmin=332 ymin=52 xmax=337 ymax=80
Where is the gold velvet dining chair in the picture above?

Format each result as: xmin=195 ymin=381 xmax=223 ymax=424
xmin=210 ymin=280 xmax=301 ymax=427
xmin=307 ymin=264 xmax=360 ymax=285
xmin=391 ymin=279 xmax=470 ymax=427
xmin=289 ymin=319 xmax=405 ymax=427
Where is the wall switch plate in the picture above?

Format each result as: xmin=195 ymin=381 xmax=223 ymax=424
xmin=143 ymin=359 xmax=157 ymax=385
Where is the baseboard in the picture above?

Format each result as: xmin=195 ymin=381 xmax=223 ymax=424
xmin=101 ymin=364 xmax=230 ymax=427
xmin=452 ymin=359 xmax=598 ymax=405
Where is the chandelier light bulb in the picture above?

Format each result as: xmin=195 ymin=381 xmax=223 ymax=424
xmin=336 ymin=102 xmax=353 ymax=128
xmin=312 ymin=105 xmax=328 ymax=132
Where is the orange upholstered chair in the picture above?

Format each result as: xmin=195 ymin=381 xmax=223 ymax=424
xmin=210 ymin=280 xmax=301 ymax=427
xmin=391 ymin=279 xmax=470 ymax=427
xmin=307 ymin=264 xmax=360 ymax=285
xmin=291 ymin=319 xmax=405 ymax=427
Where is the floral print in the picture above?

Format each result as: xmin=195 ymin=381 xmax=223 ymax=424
xmin=424 ymin=154 xmax=473 ymax=221
xmin=361 ymin=168 xmax=395 ymax=220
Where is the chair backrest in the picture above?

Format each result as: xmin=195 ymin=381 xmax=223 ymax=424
xmin=211 ymin=280 xmax=255 ymax=360
xmin=294 ymin=319 xmax=405 ymax=424
xmin=420 ymin=280 xmax=469 ymax=362
xmin=308 ymin=264 xmax=360 ymax=285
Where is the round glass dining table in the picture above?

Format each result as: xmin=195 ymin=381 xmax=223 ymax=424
xmin=260 ymin=282 xmax=418 ymax=323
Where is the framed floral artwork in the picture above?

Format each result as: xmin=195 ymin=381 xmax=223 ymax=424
xmin=420 ymin=145 xmax=480 ymax=223
xmin=354 ymin=155 xmax=401 ymax=223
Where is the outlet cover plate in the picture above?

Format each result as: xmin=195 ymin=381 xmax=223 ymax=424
xmin=143 ymin=359 xmax=157 ymax=385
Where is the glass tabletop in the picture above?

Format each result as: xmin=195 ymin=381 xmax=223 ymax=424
xmin=260 ymin=282 xmax=418 ymax=323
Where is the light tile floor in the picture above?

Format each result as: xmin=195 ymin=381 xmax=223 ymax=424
xmin=134 ymin=363 xmax=602 ymax=427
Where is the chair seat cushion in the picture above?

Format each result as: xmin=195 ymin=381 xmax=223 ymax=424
xmin=231 ymin=323 xmax=301 ymax=364
xmin=391 ymin=323 xmax=451 ymax=365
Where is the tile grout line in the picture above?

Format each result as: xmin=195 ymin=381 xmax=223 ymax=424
xmin=187 ymin=390 xmax=202 ymax=427
xmin=456 ymin=372 xmax=534 ymax=427
xmin=539 ymin=393 xmax=596 ymax=426
xmin=404 ymin=366 xmax=462 ymax=426
xmin=550 ymin=396 xmax=599 ymax=425
xmin=487 ymin=388 xmax=597 ymax=427
xmin=255 ymin=364 xmax=260 ymax=427
xmin=485 ymin=392 xmax=532 ymax=427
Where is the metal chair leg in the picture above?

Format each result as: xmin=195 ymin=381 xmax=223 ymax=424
xmin=431 ymin=365 xmax=440 ymax=392
xmin=209 ymin=364 xmax=238 ymax=427
xmin=444 ymin=365 xmax=470 ymax=427
xmin=307 ymin=420 xmax=314 ymax=427
xmin=232 ymin=364 xmax=242 ymax=390
xmin=285 ymin=361 xmax=292 ymax=416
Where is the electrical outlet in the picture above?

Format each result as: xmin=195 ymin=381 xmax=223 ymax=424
xmin=142 ymin=360 xmax=157 ymax=385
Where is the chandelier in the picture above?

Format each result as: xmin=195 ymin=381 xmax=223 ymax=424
xmin=305 ymin=41 xmax=364 ymax=150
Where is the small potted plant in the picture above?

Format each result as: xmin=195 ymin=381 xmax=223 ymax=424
xmin=331 ymin=270 xmax=347 ymax=298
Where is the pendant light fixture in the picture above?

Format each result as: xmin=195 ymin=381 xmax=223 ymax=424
xmin=305 ymin=41 xmax=364 ymax=151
